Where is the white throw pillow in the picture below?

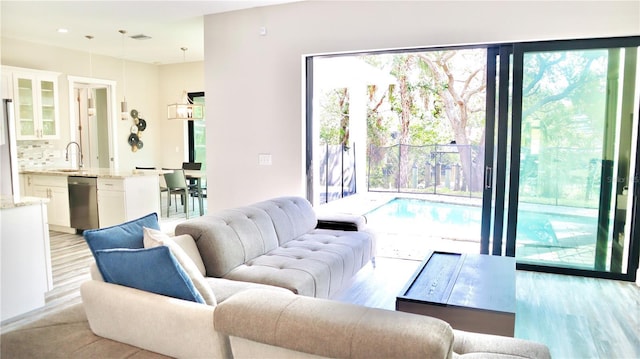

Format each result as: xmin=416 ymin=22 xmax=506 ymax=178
xmin=143 ymin=227 xmax=217 ymax=306
xmin=171 ymin=234 xmax=207 ymax=276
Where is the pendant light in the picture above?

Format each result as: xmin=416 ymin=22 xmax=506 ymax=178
xmin=167 ymin=47 xmax=204 ymax=120
xmin=119 ymin=29 xmax=128 ymax=120
xmin=85 ymin=35 xmax=96 ymax=116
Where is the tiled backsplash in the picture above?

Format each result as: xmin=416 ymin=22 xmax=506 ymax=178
xmin=17 ymin=141 xmax=66 ymax=169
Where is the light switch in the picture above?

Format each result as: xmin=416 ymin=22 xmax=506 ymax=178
xmin=259 ymin=153 xmax=272 ymax=166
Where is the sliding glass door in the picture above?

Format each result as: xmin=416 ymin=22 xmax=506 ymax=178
xmin=306 ymin=36 xmax=640 ymax=280
xmin=506 ymin=38 xmax=640 ymax=278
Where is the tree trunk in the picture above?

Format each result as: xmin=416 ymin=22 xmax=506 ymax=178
xmin=419 ymin=52 xmax=486 ymax=193
xmin=396 ymin=56 xmax=414 ymax=189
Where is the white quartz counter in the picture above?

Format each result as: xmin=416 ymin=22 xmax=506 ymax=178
xmin=0 ymin=195 xmax=49 ymax=209
xmin=20 ymin=168 xmax=163 ymax=179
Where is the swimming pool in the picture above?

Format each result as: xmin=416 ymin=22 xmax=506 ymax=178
xmin=365 ymin=197 xmax=598 ymax=246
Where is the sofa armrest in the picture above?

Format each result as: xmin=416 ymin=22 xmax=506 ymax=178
xmin=214 ymin=289 xmax=454 ymax=359
xmin=316 ymin=213 xmax=367 ymax=231
xmin=452 ymin=329 xmax=551 ymax=359
xmin=81 ymin=280 xmax=231 ymax=359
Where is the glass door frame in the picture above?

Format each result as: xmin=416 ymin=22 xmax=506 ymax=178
xmin=480 ymin=45 xmax=514 ymax=256
xmin=506 ymin=36 xmax=640 ymax=281
xmin=305 ymin=36 xmax=640 ymax=281
xmin=187 ymin=91 xmax=205 ymax=163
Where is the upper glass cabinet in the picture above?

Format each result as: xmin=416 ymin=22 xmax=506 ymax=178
xmin=12 ymin=70 xmax=60 ymax=140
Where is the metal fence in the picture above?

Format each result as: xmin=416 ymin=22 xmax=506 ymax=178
xmin=318 ymin=142 xmax=604 ymax=207
xmin=367 ymin=143 xmax=482 ymax=197
xmin=519 ymin=146 xmax=604 ymax=208
xmin=319 ymin=143 xmax=356 ymax=204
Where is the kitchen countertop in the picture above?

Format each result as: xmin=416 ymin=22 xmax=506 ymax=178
xmin=1 ymin=195 xmax=49 ymax=209
xmin=20 ymin=168 xmax=163 ymax=179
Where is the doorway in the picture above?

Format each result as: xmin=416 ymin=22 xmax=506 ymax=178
xmin=306 ymin=36 xmax=640 ymax=281
xmin=67 ymin=76 xmax=117 ymax=169
xmin=505 ymin=39 xmax=640 ymax=279
xmin=187 ymin=92 xmax=206 ymax=197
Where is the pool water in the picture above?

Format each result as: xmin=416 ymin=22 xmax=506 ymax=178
xmin=365 ymin=198 xmax=597 ymax=246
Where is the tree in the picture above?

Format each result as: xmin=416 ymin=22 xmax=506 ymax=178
xmin=319 ymin=88 xmax=350 ymax=146
xmin=520 ymin=50 xmax=606 ymax=204
xmin=417 ymin=50 xmax=487 ymax=192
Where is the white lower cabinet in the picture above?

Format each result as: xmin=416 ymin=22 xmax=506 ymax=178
xmin=30 ymin=175 xmax=70 ymax=229
xmin=20 ymin=173 xmax=160 ymax=230
xmin=97 ymin=176 xmax=160 ymax=228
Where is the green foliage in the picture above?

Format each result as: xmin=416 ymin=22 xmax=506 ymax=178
xmin=319 ymin=88 xmax=350 ymax=145
xmin=518 ymin=49 xmax=609 ymax=206
xmin=318 ymin=47 xmax=612 ymax=206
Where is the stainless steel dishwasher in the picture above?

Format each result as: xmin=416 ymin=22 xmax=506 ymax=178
xmin=68 ymin=176 xmax=99 ymax=230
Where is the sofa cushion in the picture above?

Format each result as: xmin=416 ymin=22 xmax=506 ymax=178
xmin=224 ymin=228 xmax=374 ymax=298
xmin=84 ymin=213 xmax=160 ymax=257
xmin=143 ymin=227 xmax=216 ymax=306
xmin=175 ymin=207 xmax=280 ymax=277
xmin=94 ymin=246 xmax=205 ymax=303
xmin=171 ymin=234 xmax=207 ymax=276
xmin=205 ymin=277 xmax=291 ymax=303
xmin=252 ymin=197 xmax=317 ymax=245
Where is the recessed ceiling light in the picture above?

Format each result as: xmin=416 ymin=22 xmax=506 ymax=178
xmin=57 ymin=28 xmax=69 ymax=33
xmin=130 ymin=34 xmax=152 ymax=40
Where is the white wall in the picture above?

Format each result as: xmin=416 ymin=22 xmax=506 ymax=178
xmin=1 ymin=38 xmax=206 ymax=171
xmin=203 ymin=0 xmax=640 ymax=210
xmin=158 ymin=61 xmax=205 ymax=169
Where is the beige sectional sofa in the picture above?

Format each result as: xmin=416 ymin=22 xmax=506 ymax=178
xmin=76 ymin=196 xmax=551 ymax=358
xmin=174 ymin=196 xmax=375 ymax=298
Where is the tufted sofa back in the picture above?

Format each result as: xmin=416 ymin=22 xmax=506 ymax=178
xmin=175 ymin=197 xmax=318 ymax=277
xmin=252 ymin=197 xmax=317 ymax=245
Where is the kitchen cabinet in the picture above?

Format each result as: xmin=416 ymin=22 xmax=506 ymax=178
xmin=21 ymin=170 xmax=161 ymax=231
xmin=97 ymin=176 xmax=160 ymax=228
xmin=7 ymin=67 xmax=60 ymax=140
xmin=27 ymin=175 xmax=71 ymax=230
xmin=1 ymin=197 xmax=53 ymax=321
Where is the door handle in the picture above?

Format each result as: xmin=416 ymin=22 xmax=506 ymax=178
xmin=485 ymin=166 xmax=492 ymax=189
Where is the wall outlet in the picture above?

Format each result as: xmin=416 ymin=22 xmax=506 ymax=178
xmin=258 ymin=153 xmax=272 ymax=166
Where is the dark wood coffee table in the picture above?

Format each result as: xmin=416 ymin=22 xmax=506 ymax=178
xmin=396 ymin=251 xmax=515 ymax=336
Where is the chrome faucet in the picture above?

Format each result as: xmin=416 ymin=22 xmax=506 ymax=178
xmin=65 ymin=141 xmax=84 ymax=169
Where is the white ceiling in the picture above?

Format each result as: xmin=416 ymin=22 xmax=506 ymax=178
xmin=1 ymin=1 xmax=298 ymax=65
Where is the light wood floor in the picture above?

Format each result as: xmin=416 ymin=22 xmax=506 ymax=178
xmin=2 ymin=230 xmax=639 ymax=359
xmin=333 ymin=257 xmax=640 ymax=359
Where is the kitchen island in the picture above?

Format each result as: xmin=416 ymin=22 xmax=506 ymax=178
xmin=20 ymin=168 xmax=161 ymax=232
xmin=1 ymin=195 xmax=52 ymax=321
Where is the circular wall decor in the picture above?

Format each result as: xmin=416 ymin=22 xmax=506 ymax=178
xmin=137 ymin=118 xmax=147 ymax=131
xmin=128 ymin=133 xmax=139 ymax=146
xmin=126 ymin=109 xmax=147 ymax=152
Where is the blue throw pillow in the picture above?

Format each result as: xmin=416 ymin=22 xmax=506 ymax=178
xmin=84 ymin=213 xmax=159 ymax=257
xmin=94 ymin=246 xmax=205 ymax=303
